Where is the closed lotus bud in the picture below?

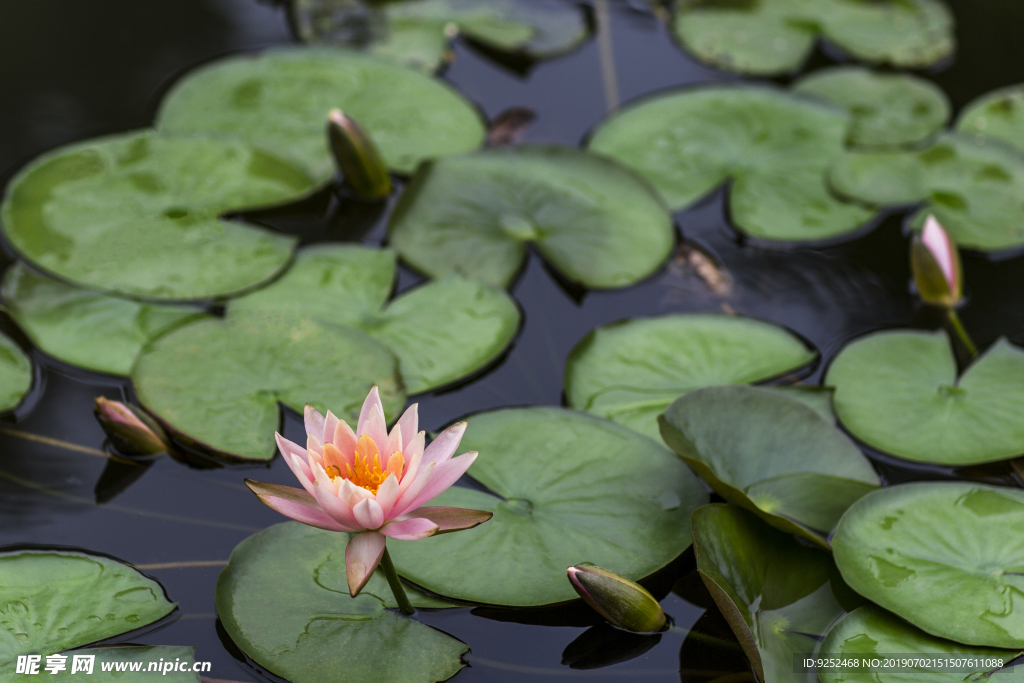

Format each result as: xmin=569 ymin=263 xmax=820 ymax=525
xmin=93 ymin=397 xmax=169 ymax=456
xmin=911 ymin=215 xmax=962 ymax=308
xmin=326 ymin=109 xmax=392 ymax=199
xmin=567 ymin=564 xmax=666 ymax=633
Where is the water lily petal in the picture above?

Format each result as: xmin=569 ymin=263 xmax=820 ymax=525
xmin=353 ymin=496 xmax=385 ymax=530
xmin=386 ymin=423 xmax=403 ymax=463
xmin=396 ymin=403 xmax=419 ymax=452
xmin=340 ymin=477 xmax=373 ymax=508
xmin=400 ymin=432 xmax=426 ymax=493
xmin=376 ymin=473 xmax=400 ymax=518
xmin=323 ymin=441 xmax=352 ymax=474
xmin=334 ymin=419 xmax=358 ymax=459
xmin=312 ymin=472 xmax=359 ymax=529
xmin=421 ymin=421 xmax=467 ymax=468
xmin=246 ymin=479 xmax=351 ymax=532
xmin=345 ymin=531 xmax=386 ymax=597
xmin=381 ymin=517 xmax=438 ymax=540
xmin=275 ymin=432 xmax=314 ymax=490
xmin=404 ymin=506 xmax=493 ymax=534
xmin=306 ymin=434 xmax=324 ymax=469
xmin=323 ymin=410 xmax=340 ymax=447
xmin=362 ymin=404 xmax=390 ymax=455
xmin=357 ymin=386 xmax=384 ymax=437
xmin=923 ymin=215 xmax=957 ymax=292
xmin=304 ymin=404 xmax=326 ymax=442
xmin=391 ymin=461 xmax=436 ymax=518
xmin=407 ymin=452 xmax=478 ymax=511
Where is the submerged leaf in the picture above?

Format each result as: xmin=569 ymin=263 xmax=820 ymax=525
xmin=389 ymin=407 xmax=708 ymax=606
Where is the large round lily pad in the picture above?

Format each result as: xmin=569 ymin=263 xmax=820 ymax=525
xmin=157 ymin=47 xmax=486 ymax=182
xmin=389 ymin=407 xmax=708 ymax=606
xmin=1 ymin=263 xmax=205 ymax=376
xmin=231 ymin=245 xmax=520 ymax=394
xmin=217 ymin=523 xmax=464 ymax=683
xmin=829 ymin=133 xmax=1024 ymax=252
xmin=0 ymin=332 xmax=32 ymax=413
xmin=833 ymin=482 xmax=1024 ymax=649
xmin=564 ymin=314 xmax=817 ymax=441
xmin=0 ymin=550 xmax=176 ymax=661
xmin=827 ymin=330 xmax=1024 ymax=465
xmin=587 ymin=85 xmax=874 ymax=242
xmin=660 ymin=386 xmax=879 ymax=547
xmin=958 ymin=84 xmax=1024 ymax=154
xmin=793 ymin=66 xmax=950 ymax=149
xmin=672 ymin=0 xmax=954 ymax=76
xmin=691 ymin=504 xmax=859 ymax=683
xmin=132 ymin=311 xmax=405 ymax=462
xmin=292 ymin=0 xmax=589 ymax=73
xmin=0 ymin=130 xmax=316 ymax=300
xmin=819 ymin=606 xmax=1021 ymax=683
xmin=388 ymin=146 xmax=674 ymax=289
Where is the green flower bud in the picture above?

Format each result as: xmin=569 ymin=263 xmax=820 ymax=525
xmin=567 ymin=564 xmax=666 ymax=633
xmin=326 ymin=109 xmax=393 ymax=200
xmin=93 ymin=397 xmax=169 ymax=456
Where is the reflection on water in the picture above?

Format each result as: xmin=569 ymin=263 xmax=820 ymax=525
xmin=2 ymin=0 xmax=1024 ymax=680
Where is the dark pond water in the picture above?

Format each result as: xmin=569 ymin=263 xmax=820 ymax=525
xmin=2 ymin=0 xmax=1024 ymax=680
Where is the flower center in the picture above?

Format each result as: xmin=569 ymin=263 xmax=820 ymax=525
xmin=324 ymin=434 xmax=405 ymax=495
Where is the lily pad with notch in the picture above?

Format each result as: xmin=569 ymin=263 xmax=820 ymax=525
xmin=230 ymin=245 xmax=520 ymax=394
xmin=826 ymin=329 xmax=1024 ymax=465
xmin=216 ymin=522 xmax=464 ymax=683
xmin=0 ymin=550 xmax=176 ymax=666
xmin=660 ymin=386 xmax=879 ymax=547
xmin=958 ymin=84 xmax=1024 ymax=154
xmin=1 ymin=263 xmax=206 ymax=377
xmin=388 ymin=146 xmax=675 ymax=289
xmin=691 ymin=504 xmax=862 ymax=683
xmin=132 ymin=310 xmax=405 ymax=462
xmin=0 ymin=130 xmax=317 ymax=301
xmin=793 ymin=66 xmax=950 ymax=149
xmin=819 ymin=605 xmax=1022 ymax=683
xmin=388 ymin=407 xmax=708 ymax=606
xmin=672 ymin=0 xmax=954 ymax=77
xmin=292 ymin=0 xmax=590 ymax=74
xmin=587 ymin=85 xmax=875 ymax=243
xmin=157 ymin=47 xmax=486 ymax=183
xmin=829 ymin=132 xmax=1024 ymax=252
xmin=0 ymin=331 xmax=32 ymax=413
xmin=564 ymin=314 xmax=818 ymax=442
xmin=832 ymin=482 xmax=1024 ymax=649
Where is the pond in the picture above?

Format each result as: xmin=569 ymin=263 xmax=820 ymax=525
xmin=2 ymin=1 xmax=1024 ymax=682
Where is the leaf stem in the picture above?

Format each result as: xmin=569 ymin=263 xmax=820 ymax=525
xmin=380 ymin=547 xmax=414 ymax=615
xmin=946 ymin=308 xmax=978 ymax=361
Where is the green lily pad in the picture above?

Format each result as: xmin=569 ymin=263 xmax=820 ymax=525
xmin=388 ymin=407 xmax=708 ymax=606
xmin=3 ymin=647 xmax=203 ymax=683
xmin=132 ymin=311 xmax=405 ymax=462
xmin=691 ymin=504 xmax=859 ymax=683
xmin=672 ymin=0 xmax=954 ymax=76
xmin=829 ymin=132 xmax=1024 ymax=252
xmin=1 ymin=263 xmax=205 ymax=376
xmin=0 ymin=130 xmax=316 ymax=301
xmin=230 ymin=245 xmax=520 ymax=394
xmin=156 ymin=47 xmax=486 ymax=182
xmin=660 ymin=386 xmax=879 ymax=547
xmin=818 ymin=606 xmax=1021 ymax=683
xmin=588 ymin=85 xmax=874 ymax=242
xmin=388 ymin=146 xmax=674 ymax=289
xmin=833 ymin=482 xmax=1024 ymax=649
xmin=0 ymin=550 xmax=176 ymax=661
xmin=0 ymin=332 xmax=32 ymax=413
xmin=793 ymin=66 xmax=950 ymax=149
xmin=564 ymin=314 xmax=817 ymax=442
xmin=216 ymin=522 xmax=464 ymax=683
xmin=826 ymin=330 xmax=1024 ymax=465
xmin=292 ymin=0 xmax=588 ymax=73
xmin=958 ymin=84 xmax=1024 ymax=154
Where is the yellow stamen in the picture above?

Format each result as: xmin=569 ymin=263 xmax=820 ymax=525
xmin=323 ymin=433 xmax=401 ymax=494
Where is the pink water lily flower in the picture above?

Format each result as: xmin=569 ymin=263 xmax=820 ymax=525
xmin=245 ymin=387 xmax=490 ymax=598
